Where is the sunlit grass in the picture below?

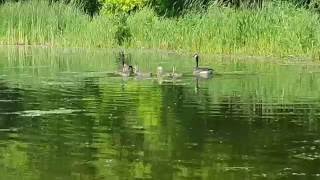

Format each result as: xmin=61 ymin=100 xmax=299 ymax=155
xmin=0 ymin=0 xmax=116 ymax=48
xmin=0 ymin=0 xmax=320 ymax=58
xmin=127 ymin=3 xmax=320 ymax=57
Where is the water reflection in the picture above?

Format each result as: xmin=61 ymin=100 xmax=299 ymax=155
xmin=0 ymin=47 xmax=319 ymax=180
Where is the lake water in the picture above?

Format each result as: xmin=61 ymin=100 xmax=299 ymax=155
xmin=0 ymin=47 xmax=319 ymax=180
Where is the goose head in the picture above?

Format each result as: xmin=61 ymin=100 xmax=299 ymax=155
xmin=128 ymin=65 xmax=134 ymax=74
xmin=193 ymin=53 xmax=199 ymax=68
xmin=157 ymin=66 xmax=164 ymax=76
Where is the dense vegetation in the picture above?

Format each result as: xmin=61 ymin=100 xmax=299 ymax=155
xmin=0 ymin=0 xmax=320 ymax=58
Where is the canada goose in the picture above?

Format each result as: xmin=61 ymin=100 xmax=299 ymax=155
xmin=157 ymin=66 xmax=163 ymax=76
xmin=134 ymin=65 xmax=152 ymax=78
xmin=119 ymin=65 xmax=134 ymax=77
xmin=157 ymin=66 xmax=169 ymax=78
xmin=119 ymin=51 xmax=130 ymax=72
xmin=169 ymin=66 xmax=183 ymax=78
xmin=157 ymin=66 xmax=182 ymax=78
xmin=118 ymin=50 xmax=135 ymax=76
xmin=156 ymin=66 xmax=183 ymax=85
xmin=193 ymin=54 xmax=214 ymax=78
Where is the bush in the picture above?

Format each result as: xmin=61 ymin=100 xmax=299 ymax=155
xmin=99 ymin=0 xmax=147 ymax=14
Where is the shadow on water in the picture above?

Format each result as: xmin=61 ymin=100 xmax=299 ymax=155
xmin=0 ymin=47 xmax=319 ymax=180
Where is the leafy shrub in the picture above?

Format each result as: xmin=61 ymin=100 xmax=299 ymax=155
xmin=99 ymin=0 xmax=147 ymax=14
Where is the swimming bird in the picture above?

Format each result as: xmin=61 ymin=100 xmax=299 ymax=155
xmin=156 ymin=66 xmax=183 ymax=85
xmin=117 ymin=50 xmax=135 ymax=76
xmin=133 ymin=65 xmax=152 ymax=78
xmin=119 ymin=51 xmax=130 ymax=72
xmin=119 ymin=65 xmax=134 ymax=77
xmin=193 ymin=54 xmax=214 ymax=78
xmin=157 ymin=66 xmax=170 ymax=78
xmin=169 ymin=66 xmax=183 ymax=78
xmin=157 ymin=66 xmax=182 ymax=79
xmin=157 ymin=66 xmax=164 ymax=77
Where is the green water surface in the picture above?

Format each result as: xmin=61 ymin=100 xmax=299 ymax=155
xmin=0 ymin=47 xmax=319 ymax=180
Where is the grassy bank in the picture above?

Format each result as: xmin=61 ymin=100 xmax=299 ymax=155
xmin=0 ymin=1 xmax=117 ymax=48
xmin=0 ymin=0 xmax=320 ymax=58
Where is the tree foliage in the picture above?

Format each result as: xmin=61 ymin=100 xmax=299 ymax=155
xmin=0 ymin=0 xmax=101 ymax=16
xmin=99 ymin=0 xmax=147 ymax=14
xmin=0 ymin=0 xmax=319 ymax=16
xmin=49 ymin=0 xmax=101 ymax=16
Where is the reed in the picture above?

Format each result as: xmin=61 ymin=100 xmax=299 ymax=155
xmin=127 ymin=2 xmax=320 ymax=57
xmin=0 ymin=0 xmax=320 ymax=58
xmin=0 ymin=0 xmax=116 ymax=48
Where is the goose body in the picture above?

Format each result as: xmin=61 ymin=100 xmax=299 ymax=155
xmin=120 ymin=51 xmax=130 ymax=72
xmin=193 ymin=54 xmax=214 ymax=78
xmin=156 ymin=66 xmax=183 ymax=85
xmin=117 ymin=51 xmax=134 ymax=77
xmin=157 ymin=66 xmax=182 ymax=79
xmin=157 ymin=66 xmax=170 ymax=78
xmin=119 ymin=65 xmax=134 ymax=77
xmin=134 ymin=65 xmax=152 ymax=78
xmin=169 ymin=66 xmax=183 ymax=78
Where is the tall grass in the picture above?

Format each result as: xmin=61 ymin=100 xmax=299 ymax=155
xmin=0 ymin=0 xmax=116 ymax=47
xmin=1 ymin=0 xmax=320 ymax=57
xmin=127 ymin=3 xmax=320 ymax=57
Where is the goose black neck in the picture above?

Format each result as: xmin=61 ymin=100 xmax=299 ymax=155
xmin=195 ymin=56 xmax=199 ymax=68
xmin=120 ymin=51 xmax=125 ymax=67
xmin=121 ymin=54 xmax=125 ymax=67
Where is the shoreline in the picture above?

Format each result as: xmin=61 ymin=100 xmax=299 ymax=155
xmin=1 ymin=1 xmax=320 ymax=61
xmin=0 ymin=44 xmax=315 ymax=63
